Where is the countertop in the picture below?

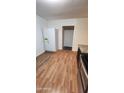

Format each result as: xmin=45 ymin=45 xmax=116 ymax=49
xmin=78 ymin=44 xmax=88 ymax=53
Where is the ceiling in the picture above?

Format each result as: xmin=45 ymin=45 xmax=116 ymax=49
xmin=36 ymin=0 xmax=88 ymax=20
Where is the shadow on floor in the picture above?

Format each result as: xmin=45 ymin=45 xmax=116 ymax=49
xmin=63 ymin=46 xmax=72 ymax=50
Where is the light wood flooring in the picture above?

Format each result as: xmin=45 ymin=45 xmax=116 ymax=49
xmin=36 ymin=50 xmax=80 ymax=93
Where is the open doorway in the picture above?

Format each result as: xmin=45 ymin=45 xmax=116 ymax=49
xmin=62 ymin=26 xmax=74 ymax=50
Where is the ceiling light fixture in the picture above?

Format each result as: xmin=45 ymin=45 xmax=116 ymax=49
xmin=48 ymin=0 xmax=60 ymax=2
xmin=43 ymin=0 xmax=66 ymax=4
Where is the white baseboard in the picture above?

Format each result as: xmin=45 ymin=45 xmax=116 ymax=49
xmin=36 ymin=50 xmax=45 ymax=57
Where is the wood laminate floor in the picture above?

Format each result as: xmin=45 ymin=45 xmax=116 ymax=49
xmin=36 ymin=50 xmax=80 ymax=93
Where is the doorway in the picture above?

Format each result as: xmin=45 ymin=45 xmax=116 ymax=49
xmin=62 ymin=26 xmax=74 ymax=50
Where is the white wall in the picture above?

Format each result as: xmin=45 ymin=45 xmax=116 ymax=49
xmin=73 ymin=18 xmax=88 ymax=51
xmin=64 ymin=30 xmax=74 ymax=47
xmin=36 ymin=15 xmax=48 ymax=56
xmin=44 ymin=28 xmax=57 ymax=51
xmin=48 ymin=18 xmax=88 ymax=51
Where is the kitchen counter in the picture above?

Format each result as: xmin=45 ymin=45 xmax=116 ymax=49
xmin=77 ymin=44 xmax=88 ymax=93
xmin=78 ymin=44 xmax=88 ymax=53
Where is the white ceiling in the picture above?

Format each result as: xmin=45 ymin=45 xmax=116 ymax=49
xmin=36 ymin=0 xmax=88 ymax=20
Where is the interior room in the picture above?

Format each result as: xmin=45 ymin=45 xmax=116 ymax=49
xmin=36 ymin=0 xmax=88 ymax=93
